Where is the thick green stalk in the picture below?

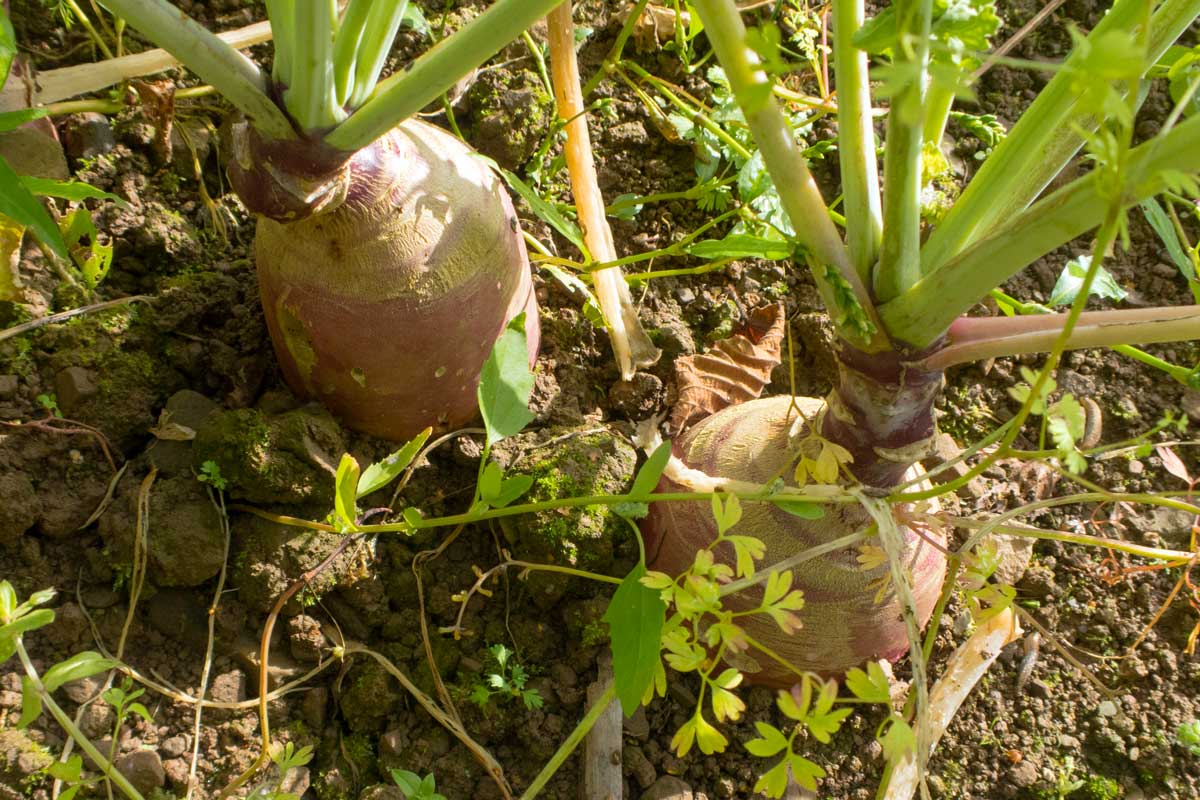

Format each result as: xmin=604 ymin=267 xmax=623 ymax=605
xmin=920 ymin=0 xmax=1200 ymax=275
xmin=98 ymin=0 xmax=294 ymax=139
xmin=287 ymin=1 xmax=341 ymax=129
xmin=874 ymin=0 xmax=932 ymax=302
xmin=921 ymin=82 xmax=956 ymax=148
xmin=689 ymin=0 xmax=888 ymax=351
xmin=881 ymin=111 xmax=1200 ymax=345
xmin=832 ymin=0 xmax=882 ymax=281
xmin=326 ymin=0 xmax=564 ymax=151
xmin=346 ymin=0 xmax=410 ymax=108
xmin=331 ymin=0 xmax=373 ymax=105
xmin=263 ymin=0 xmax=292 ymax=86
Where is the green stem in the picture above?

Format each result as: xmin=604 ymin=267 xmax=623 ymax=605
xmin=1111 ymin=343 xmax=1198 ymax=385
xmin=519 ymin=684 xmax=617 ymax=800
xmin=881 ymin=111 xmax=1200 ymax=346
xmin=14 ymin=642 xmax=145 ymax=800
xmin=288 ymin=1 xmax=341 ymax=129
xmin=331 ymin=0 xmax=373 ymax=105
xmin=689 ymin=0 xmax=887 ymax=351
xmin=619 ymin=63 xmax=753 ymax=162
xmin=346 ymin=0 xmax=411 ymax=108
xmin=946 ymin=516 xmax=1195 ymax=564
xmin=832 ymin=0 xmax=881 ymax=281
xmin=326 ymin=0 xmax=563 ymax=151
xmin=921 ymin=81 xmax=956 ymax=149
xmin=264 ymin=0 xmax=293 ymax=86
xmin=66 ymin=0 xmax=115 ymax=59
xmin=874 ymin=0 xmax=932 ymax=303
xmin=97 ymin=0 xmax=294 ymax=139
xmin=919 ymin=0 xmax=1200 ymax=275
xmin=580 ymin=0 xmax=650 ymax=97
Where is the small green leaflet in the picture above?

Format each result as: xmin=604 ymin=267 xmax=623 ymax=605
xmin=41 ymin=651 xmax=117 ymax=693
xmin=844 ymin=661 xmax=891 ymax=704
xmin=478 ymin=461 xmax=534 ymax=508
xmin=357 ymin=427 xmax=431 ymax=498
xmin=0 ymin=154 xmax=68 ymax=260
xmin=603 ymin=563 xmax=666 ymax=715
xmin=774 ymin=499 xmax=824 ymax=519
xmin=478 ymin=313 xmax=535 ymax=446
xmin=685 ymin=234 xmax=793 ymax=261
xmin=1140 ymin=198 xmax=1200 ymax=302
xmin=19 ymin=676 xmax=41 ymax=727
xmin=501 ymin=169 xmax=590 ymax=259
xmin=629 ymin=440 xmax=671 ymax=499
xmin=1047 ymin=255 xmax=1127 ymax=307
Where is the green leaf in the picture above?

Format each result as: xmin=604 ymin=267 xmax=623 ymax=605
xmin=0 ymin=108 xmax=49 ymax=134
xmin=880 ymin=715 xmax=916 ymax=763
xmin=0 ymin=608 xmax=56 ymax=645
xmin=787 ymin=752 xmax=825 ymax=791
xmin=42 ymin=651 xmax=117 ymax=693
xmin=18 ymin=676 xmax=42 ymax=728
xmin=1047 ymin=255 xmax=1127 ymax=307
xmin=333 ymin=453 xmax=361 ymax=530
xmin=603 ymin=563 xmax=667 ymax=716
xmin=501 ymin=169 xmax=589 ymax=259
xmin=21 ymin=177 xmax=126 ymax=205
xmin=391 ymin=769 xmax=422 ymax=795
xmin=844 ymin=661 xmax=891 ymax=704
xmin=711 ymin=492 xmax=742 ymax=535
xmin=630 ymin=441 xmax=671 ymax=500
xmin=0 ymin=6 xmax=14 ymax=88
xmin=357 ymin=427 xmax=432 ymax=498
xmin=47 ymin=755 xmax=83 ymax=783
xmin=686 ymin=233 xmax=794 ymax=261
xmin=0 ymin=154 xmax=68 ymax=260
xmin=752 ymin=759 xmax=791 ymax=798
xmin=402 ymin=507 xmax=423 ymax=528
xmin=492 ymin=475 xmax=533 ymax=508
xmin=0 ymin=581 xmax=15 ymax=620
xmin=477 ymin=313 xmax=535 ymax=446
xmin=744 ymin=721 xmax=788 ymax=757
xmin=1139 ymin=199 xmax=1198 ymax=301
xmin=774 ymin=499 xmax=824 ymax=519
xmin=479 ymin=460 xmax=503 ymax=503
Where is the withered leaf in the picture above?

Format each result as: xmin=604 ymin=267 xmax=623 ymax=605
xmin=668 ymin=304 xmax=785 ymax=434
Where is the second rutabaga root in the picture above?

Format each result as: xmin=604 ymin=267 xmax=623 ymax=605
xmin=548 ymin=1 xmax=661 ymax=380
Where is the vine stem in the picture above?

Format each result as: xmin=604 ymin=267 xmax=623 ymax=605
xmin=547 ymin=0 xmax=661 ymax=380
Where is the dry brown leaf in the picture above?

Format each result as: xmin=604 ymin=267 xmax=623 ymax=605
xmin=668 ymin=304 xmax=785 ymax=434
xmin=132 ymin=79 xmax=176 ymax=163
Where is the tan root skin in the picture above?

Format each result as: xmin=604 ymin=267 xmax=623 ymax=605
xmin=646 ymin=395 xmax=946 ymax=685
xmin=255 ymin=118 xmax=538 ymax=441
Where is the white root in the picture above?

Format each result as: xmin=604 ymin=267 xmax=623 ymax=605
xmin=883 ymin=607 xmax=1023 ymax=800
xmin=548 ymin=2 xmax=660 ymax=381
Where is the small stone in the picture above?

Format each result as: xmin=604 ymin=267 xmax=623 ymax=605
xmin=78 ymin=702 xmax=116 ymax=739
xmin=161 ymin=757 xmax=190 ymax=788
xmin=641 ymin=775 xmax=694 ymax=800
xmin=300 ymin=686 xmax=328 ymax=731
xmin=287 ymin=614 xmax=327 ymax=663
xmin=0 ymin=473 xmax=39 ymax=542
xmin=622 ymin=706 xmax=650 ymax=740
xmin=625 ymin=744 xmax=657 ymax=789
xmin=1128 ymin=459 xmax=1144 ymax=475
xmin=115 ymin=749 xmax=166 ymax=795
xmin=159 ymin=735 xmax=188 ymax=759
xmin=675 ymin=287 xmax=696 ymax=305
xmin=1098 ymin=700 xmax=1119 ymax=717
xmin=209 ymin=669 xmax=246 ymax=705
xmin=54 ymin=366 xmax=99 ymax=413
xmin=608 ymin=373 xmax=664 ymax=419
xmin=62 ymin=675 xmax=104 ymax=704
xmin=279 ymin=766 xmax=310 ymax=797
xmin=0 ymin=374 xmax=18 ymax=399
xmin=1009 ymin=760 xmax=1039 ymax=789
xmin=64 ymin=113 xmax=116 ymax=161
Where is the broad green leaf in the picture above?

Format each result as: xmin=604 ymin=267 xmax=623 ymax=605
xmin=774 ymin=499 xmax=824 ymax=519
xmin=630 ymin=440 xmax=671 ymax=499
xmin=1047 ymin=255 xmax=1127 ymax=307
xmin=42 ymin=651 xmax=117 ymax=693
xmin=686 ymin=233 xmax=793 ymax=261
xmin=753 ymin=759 xmax=791 ymax=798
xmin=492 ymin=475 xmax=533 ymax=508
xmin=479 ymin=461 xmax=503 ymax=503
xmin=356 ymin=427 xmax=432 ymax=498
xmin=47 ymin=755 xmax=83 ymax=783
xmin=391 ymin=769 xmax=422 ymax=794
xmin=402 ymin=507 xmax=423 ymax=528
xmin=477 ymin=313 xmax=535 ymax=446
xmin=21 ymin=177 xmax=125 ymax=205
xmin=603 ymin=563 xmax=667 ymax=716
xmin=0 ymin=108 xmax=49 ymax=134
xmin=333 ymin=454 xmax=360 ymax=530
xmin=0 ymin=154 xmax=68 ymax=260
xmin=501 ymin=169 xmax=590 ymax=258
xmin=0 ymin=7 xmax=14 ymax=88
xmin=18 ymin=676 xmax=41 ymax=728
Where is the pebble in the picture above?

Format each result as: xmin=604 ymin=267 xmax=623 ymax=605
xmin=64 ymin=112 xmax=115 ymax=161
xmin=287 ymin=614 xmax=326 ymax=663
xmin=1098 ymin=700 xmax=1119 ymax=717
xmin=641 ymin=775 xmax=694 ymax=800
xmin=1009 ymin=759 xmax=1039 ymax=788
xmin=1128 ymin=459 xmax=1145 ymax=475
xmin=54 ymin=366 xmax=99 ymax=413
xmin=159 ymin=735 xmax=188 ymax=759
xmin=625 ymin=744 xmax=657 ymax=789
xmin=161 ymin=757 xmax=190 ymax=788
xmin=0 ymin=374 xmax=17 ymax=399
xmin=622 ymin=705 xmax=650 ymax=740
xmin=115 ymin=749 xmax=166 ymax=795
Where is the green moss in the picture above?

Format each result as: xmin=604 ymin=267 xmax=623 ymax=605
xmin=1066 ymin=775 xmax=1122 ymax=800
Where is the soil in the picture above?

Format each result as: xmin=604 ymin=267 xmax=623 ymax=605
xmin=2 ymin=1 xmax=1200 ymax=800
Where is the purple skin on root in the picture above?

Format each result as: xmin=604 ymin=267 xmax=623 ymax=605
xmin=238 ymin=119 xmax=539 ymax=441
xmin=642 ymin=395 xmax=946 ymax=686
